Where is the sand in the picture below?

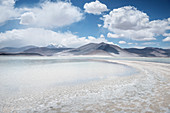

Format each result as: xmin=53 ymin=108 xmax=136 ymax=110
xmin=1 ymin=59 xmax=170 ymax=113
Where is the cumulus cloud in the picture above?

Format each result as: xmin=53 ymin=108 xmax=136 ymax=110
xmin=103 ymin=6 xmax=170 ymax=41
xmin=163 ymin=33 xmax=170 ymax=37
xmin=0 ymin=28 xmax=111 ymax=48
xmin=0 ymin=0 xmax=15 ymax=6
xmin=163 ymin=37 xmax=170 ymax=42
xmin=128 ymin=43 xmax=133 ymax=45
xmin=141 ymin=42 xmax=156 ymax=45
xmin=107 ymin=32 xmax=124 ymax=38
xmin=100 ymin=34 xmax=105 ymax=38
xmin=0 ymin=0 xmax=83 ymax=28
xmin=84 ymin=0 xmax=108 ymax=15
xmin=20 ymin=12 xmax=35 ymax=25
xmin=0 ymin=0 xmax=19 ymax=25
xmin=19 ymin=1 xmax=83 ymax=28
xmin=119 ymin=41 xmax=126 ymax=44
xmin=97 ymin=24 xmax=102 ymax=27
xmin=87 ymin=35 xmax=111 ymax=44
xmin=162 ymin=33 xmax=170 ymax=42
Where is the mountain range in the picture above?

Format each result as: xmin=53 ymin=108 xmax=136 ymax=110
xmin=0 ymin=42 xmax=170 ymax=57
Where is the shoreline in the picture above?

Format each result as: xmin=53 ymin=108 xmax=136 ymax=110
xmin=1 ymin=59 xmax=170 ymax=113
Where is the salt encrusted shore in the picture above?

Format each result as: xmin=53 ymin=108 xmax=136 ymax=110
xmin=1 ymin=60 xmax=170 ymax=113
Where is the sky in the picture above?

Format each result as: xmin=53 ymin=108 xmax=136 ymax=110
xmin=0 ymin=0 xmax=170 ymax=48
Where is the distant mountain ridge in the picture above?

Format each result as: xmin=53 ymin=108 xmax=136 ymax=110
xmin=46 ymin=44 xmax=66 ymax=48
xmin=0 ymin=42 xmax=170 ymax=57
xmin=0 ymin=45 xmax=36 ymax=53
xmin=61 ymin=42 xmax=138 ymax=57
xmin=24 ymin=47 xmax=72 ymax=56
xmin=125 ymin=47 xmax=170 ymax=57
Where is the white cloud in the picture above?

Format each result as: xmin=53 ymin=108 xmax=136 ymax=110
xmin=97 ymin=24 xmax=102 ymax=27
xmin=163 ymin=37 xmax=170 ymax=42
xmin=141 ymin=42 xmax=156 ymax=45
xmin=168 ymin=18 xmax=170 ymax=23
xmin=103 ymin=6 xmax=149 ymax=31
xmin=19 ymin=1 xmax=83 ymax=28
xmin=0 ymin=0 xmax=19 ymax=25
xmin=115 ymin=29 xmax=156 ymax=41
xmin=107 ymin=32 xmax=124 ymax=38
xmin=163 ymin=33 xmax=170 ymax=42
xmin=20 ymin=12 xmax=35 ymax=25
xmin=0 ymin=28 xmax=111 ymax=48
xmin=0 ymin=1 xmax=83 ymax=27
xmin=103 ymin=6 xmax=170 ymax=41
xmin=119 ymin=41 xmax=126 ymax=44
xmin=84 ymin=0 xmax=108 ymax=15
xmin=128 ymin=43 xmax=133 ymax=45
xmin=87 ymin=36 xmax=111 ymax=44
xmin=163 ymin=33 xmax=170 ymax=37
xmin=0 ymin=0 xmax=15 ymax=6
xmin=100 ymin=34 xmax=105 ymax=38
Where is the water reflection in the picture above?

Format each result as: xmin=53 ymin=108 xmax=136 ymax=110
xmin=0 ymin=57 xmax=135 ymax=97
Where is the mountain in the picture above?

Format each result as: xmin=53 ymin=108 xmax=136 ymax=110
xmin=56 ymin=42 xmax=170 ymax=57
xmin=0 ymin=53 xmax=42 ymax=56
xmin=0 ymin=45 xmax=36 ymax=53
xmin=0 ymin=45 xmax=72 ymax=56
xmin=125 ymin=47 xmax=170 ymax=57
xmin=46 ymin=44 xmax=66 ymax=48
xmin=23 ymin=47 xmax=73 ymax=56
xmin=57 ymin=42 xmax=138 ymax=57
xmin=0 ymin=43 xmax=169 ymax=57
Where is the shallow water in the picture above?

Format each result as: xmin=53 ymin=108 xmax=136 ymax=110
xmin=66 ymin=56 xmax=170 ymax=64
xmin=108 ymin=57 xmax=170 ymax=64
xmin=0 ymin=56 xmax=135 ymax=97
xmin=0 ymin=56 xmax=169 ymax=113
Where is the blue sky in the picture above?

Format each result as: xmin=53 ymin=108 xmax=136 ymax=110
xmin=0 ymin=0 xmax=170 ymax=48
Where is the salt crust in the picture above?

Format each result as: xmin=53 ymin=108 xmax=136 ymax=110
xmin=1 ymin=60 xmax=170 ymax=113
